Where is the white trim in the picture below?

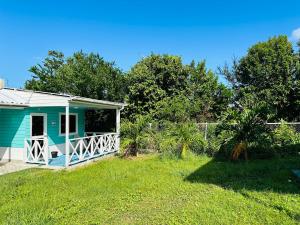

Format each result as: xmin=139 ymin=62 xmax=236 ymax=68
xmin=65 ymin=105 xmax=70 ymax=167
xmin=59 ymin=112 xmax=78 ymax=136
xmin=30 ymin=113 xmax=47 ymax=138
xmin=116 ymin=108 xmax=121 ymax=152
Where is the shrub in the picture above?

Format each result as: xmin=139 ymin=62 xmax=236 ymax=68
xmin=162 ymin=122 xmax=211 ymax=158
xmin=120 ymin=115 xmax=151 ymax=156
xmin=216 ymin=104 xmax=271 ymax=160
xmin=158 ymin=136 xmax=180 ymax=158
xmin=272 ymin=120 xmax=300 ymax=146
xmin=136 ymin=132 xmax=157 ymax=153
xmin=189 ymin=132 xmax=208 ymax=155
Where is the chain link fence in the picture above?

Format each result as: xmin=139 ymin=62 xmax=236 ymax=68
xmin=198 ymin=122 xmax=300 ymax=141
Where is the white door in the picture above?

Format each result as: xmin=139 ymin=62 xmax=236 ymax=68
xmin=29 ymin=113 xmax=48 ymax=163
xmin=31 ymin=113 xmax=47 ymax=138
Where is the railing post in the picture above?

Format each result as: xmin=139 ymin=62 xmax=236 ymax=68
xmin=45 ymin=138 xmax=49 ymax=166
xmin=100 ymin=135 xmax=104 ymax=153
xmin=80 ymin=139 xmax=83 ymax=160
xmin=116 ymin=108 xmax=121 ymax=152
xmin=34 ymin=140 xmax=37 ymax=162
xmin=65 ymin=104 xmax=70 ymax=167
xmin=90 ymin=136 xmax=94 ymax=156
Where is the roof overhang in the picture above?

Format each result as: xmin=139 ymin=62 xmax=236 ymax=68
xmin=69 ymin=98 xmax=126 ymax=110
xmin=0 ymin=103 xmax=29 ymax=109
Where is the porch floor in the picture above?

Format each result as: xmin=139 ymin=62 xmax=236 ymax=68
xmin=48 ymin=155 xmax=68 ymax=167
xmin=48 ymin=151 xmax=117 ymax=167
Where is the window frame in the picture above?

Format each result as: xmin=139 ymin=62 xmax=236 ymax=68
xmin=59 ymin=113 xmax=78 ymax=136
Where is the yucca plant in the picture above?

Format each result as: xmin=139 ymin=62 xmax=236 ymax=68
xmin=217 ymin=104 xmax=271 ymax=160
xmin=167 ymin=122 xmax=199 ymax=158
xmin=121 ymin=115 xmax=151 ymax=157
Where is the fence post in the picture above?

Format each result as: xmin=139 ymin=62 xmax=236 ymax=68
xmin=205 ymin=122 xmax=208 ymax=141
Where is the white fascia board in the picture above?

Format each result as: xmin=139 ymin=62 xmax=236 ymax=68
xmin=69 ymin=100 xmax=124 ymax=109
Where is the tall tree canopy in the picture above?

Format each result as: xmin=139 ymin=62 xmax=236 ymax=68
xmin=221 ymin=35 xmax=300 ymax=120
xmin=189 ymin=60 xmax=232 ymax=121
xmin=125 ymin=54 xmax=189 ymax=117
xmin=125 ymin=54 xmax=231 ymax=121
xmin=25 ymin=50 xmax=126 ymax=102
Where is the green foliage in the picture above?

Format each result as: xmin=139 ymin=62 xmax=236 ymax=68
xmin=216 ymin=104 xmax=272 ymax=159
xmin=120 ymin=115 xmax=151 ymax=155
xmin=189 ymin=61 xmax=232 ymax=121
xmin=221 ymin=35 xmax=300 ymax=120
xmin=161 ymin=122 xmax=208 ymax=158
xmin=158 ymin=136 xmax=180 ymax=158
xmin=189 ymin=132 xmax=208 ymax=155
xmin=154 ymin=94 xmax=191 ymax=122
xmin=26 ymin=50 xmax=126 ymax=102
xmin=125 ymin=54 xmax=231 ymax=121
xmin=272 ymin=120 xmax=300 ymax=146
xmin=125 ymin=54 xmax=189 ymax=118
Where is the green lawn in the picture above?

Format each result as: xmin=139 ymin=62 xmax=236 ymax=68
xmin=0 ymin=155 xmax=299 ymax=225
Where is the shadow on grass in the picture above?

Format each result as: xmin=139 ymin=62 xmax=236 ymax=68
xmin=185 ymin=157 xmax=300 ymax=194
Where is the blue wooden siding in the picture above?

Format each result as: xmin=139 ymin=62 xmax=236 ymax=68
xmin=0 ymin=109 xmax=26 ymax=148
xmin=0 ymin=107 xmax=85 ymax=148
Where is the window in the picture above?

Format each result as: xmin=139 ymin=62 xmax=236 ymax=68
xmin=60 ymin=113 xmax=78 ymax=135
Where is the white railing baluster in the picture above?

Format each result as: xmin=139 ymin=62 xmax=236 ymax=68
xmin=67 ymin=133 xmax=117 ymax=166
xmin=24 ymin=136 xmax=48 ymax=165
xmin=80 ymin=139 xmax=83 ymax=160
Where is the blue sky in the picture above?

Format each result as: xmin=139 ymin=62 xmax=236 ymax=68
xmin=0 ymin=0 xmax=300 ymax=87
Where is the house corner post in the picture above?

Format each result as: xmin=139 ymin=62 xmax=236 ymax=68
xmin=65 ymin=104 xmax=70 ymax=167
xmin=116 ymin=108 xmax=121 ymax=152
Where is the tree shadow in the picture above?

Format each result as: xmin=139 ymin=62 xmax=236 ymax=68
xmin=185 ymin=156 xmax=300 ymax=194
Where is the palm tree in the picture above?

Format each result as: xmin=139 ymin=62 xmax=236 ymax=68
xmin=217 ymin=104 xmax=270 ymax=160
xmin=168 ymin=123 xmax=199 ymax=158
xmin=121 ymin=115 xmax=150 ymax=157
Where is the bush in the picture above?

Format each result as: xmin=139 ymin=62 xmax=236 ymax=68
xmin=189 ymin=132 xmax=207 ymax=155
xmin=120 ymin=115 xmax=151 ymax=156
xmin=136 ymin=132 xmax=157 ymax=153
xmin=158 ymin=136 xmax=181 ymax=158
xmin=272 ymin=121 xmax=300 ymax=146
xmin=216 ymin=104 xmax=272 ymax=160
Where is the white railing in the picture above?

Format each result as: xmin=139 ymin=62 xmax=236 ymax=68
xmin=84 ymin=132 xmax=113 ymax=136
xmin=24 ymin=136 xmax=48 ymax=165
xmin=67 ymin=133 xmax=118 ymax=166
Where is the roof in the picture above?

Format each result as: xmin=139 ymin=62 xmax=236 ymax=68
xmin=0 ymin=88 xmax=126 ymax=109
xmin=0 ymin=88 xmax=29 ymax=107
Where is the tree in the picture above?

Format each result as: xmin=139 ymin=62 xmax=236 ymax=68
xmin=25 ymin=51 xmax=65 ymax=93
xmin=125 ymin=54 xmax=190 ymax=119
xmin=25 ymin=50 xmax=126 ymax=102
xmin=189 ymin=61 xmax=232 ymax=121
xmin=216 ymin=104 xmax=271 ymax=160
xmin=125 ymin=54 xmax=231 ymax=121
xmin=220 ymin=36 xmax=300 ymax=120
xmin=154 ymin=94 xmax=191 ymax=123
xmin=121 ymin=115 xmax=151 ymax=156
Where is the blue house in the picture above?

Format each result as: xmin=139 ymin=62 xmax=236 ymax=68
xmin=0 ymin=86 xmax=125 ymax=167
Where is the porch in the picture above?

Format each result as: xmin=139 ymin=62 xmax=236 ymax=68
xmin=0 ymin=88 xmax=125 ymax=164
xmin=25 ymin=132 xmax=119 ymax=167
xmin=23 ymin=98 xmax=123 ymax=168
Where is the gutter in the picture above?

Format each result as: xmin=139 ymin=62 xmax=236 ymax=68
xmin=69 ymin=97 xmax=127 ymax=108
xmin=0 ymin=103 xmax=29 ymax=108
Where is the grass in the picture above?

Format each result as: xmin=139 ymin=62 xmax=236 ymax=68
xmin=0 ymin=154 xmax=299 ymax=225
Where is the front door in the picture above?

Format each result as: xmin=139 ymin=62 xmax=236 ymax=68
xmin=30 ymin=114 xmax=47 ymax=161
xmin=31 ymin=114 xmax=46 ymax=137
